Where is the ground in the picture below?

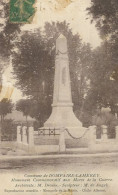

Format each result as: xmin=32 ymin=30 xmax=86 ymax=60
xmin=0 ymin=149 xmax=118 ymax=195
xmin=0 ymin=153 xmax=118 ymax=173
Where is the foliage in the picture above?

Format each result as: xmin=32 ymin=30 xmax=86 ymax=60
xmin=0 ymin=1 xmax=21 ymax=71
xmin=1 ymin=119 xmax=17 ymax=141
xmin=87 ymin=0 xmax=118 ymax=38
xmin=87 ymin=0 xmax=118 ymax=81
xmin=0 ymin=98 xmax=14 ymax=122
xmin=92 ymin=110 xmax=118 ymax=138
xmin=85 ymin=44 xmax=118 ymax=112
xmin=87 ymin=0 xmax=118 ymax=115
xmin=92 ymin=111 xmax=117 ymax=126
xmin=0 ymin=99 xmax=14 ymax=141
xmin=33 ymin=120 xmax=41 ymax=131
xmin=16 ymin=99 xmax=32 ymax=122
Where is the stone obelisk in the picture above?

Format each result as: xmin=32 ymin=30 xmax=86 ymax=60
xmin=44 ymin=34 xmax=83 ymax=135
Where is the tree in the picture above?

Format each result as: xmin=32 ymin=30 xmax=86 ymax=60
xmin=0 ymin=1 xmax=21 ymax=67
xmin=92 ymin=109 xmax=118 ymax=138
xmin=16 ymin=99 xmax=32 ymax=124
xmin=87 ymin=0 xmax=118 ymax=38
xmin=12 ymin=21 xmax=93 ymax=124
xmin=1 ymin=119 xmax=16 ymax=141
xmin=0 ymin=98 xmax=13 ymax=122
xmin=87 ymin=0 xmax=118 ymax=81
xmin=0 ymin=98 xmax=13 ymax=141
xmin=0 ymin=1 xmax=22 ymax=99
xmin=13 ymin=28 xmax=54 ymax=123
xmin=87 ymin=0 xmax=118 ymax=115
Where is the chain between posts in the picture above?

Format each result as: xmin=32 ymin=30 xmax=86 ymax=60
xmin=65 ymin=128 xmax=89 ymax=140
xmin=37 ymin=127 xmax=89 ymax=140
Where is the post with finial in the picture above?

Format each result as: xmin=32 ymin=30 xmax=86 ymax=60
xmin=22 ymin=126 xmax=27 ymax=145
xmin=88 ymin=126 xmax=96 ymax=150
xmin=17 ymin=125 xmax=21 ymax=142
xmin=101 ymin=125 xmax=108 ymax=141
xmin=115 ymin=126 xmax=118 ymax=141
xmin=28 ymin=126 xmax=34 ymax=153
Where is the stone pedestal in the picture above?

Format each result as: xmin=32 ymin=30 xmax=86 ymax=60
xmin=22 ymin=126 xmax=27 ymax=145
xmin=28 ymin=126 xmax=34 ymax=153
xmin=0 ymin=124 xmax=2 ymax=143
xmin=28 ymin=127 xmax=34 ymax=146
xmin=89 ymin=126 xmax=96 ymax=149
xmin=17 ymin=126 xmax=22 ymax=143
xmin=101 ymin=125 xmax=108 ymax=141
xmin=44 ymin=34 xmax=83 ymax=136
xmin=115 ymin=126 xmax=118 ymax=141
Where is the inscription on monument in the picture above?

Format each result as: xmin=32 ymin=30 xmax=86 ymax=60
xmin=62 ymin=67 xmax=66 ymax=85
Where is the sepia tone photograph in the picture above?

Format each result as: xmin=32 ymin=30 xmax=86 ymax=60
xmin=0 ymin=0 xmax=118 ymax=194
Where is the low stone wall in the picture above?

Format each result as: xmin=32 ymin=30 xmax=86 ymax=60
xmin=16 ymin=125 xmax=118 ymax=154
xmin=65 ymin=138 xmax=88 ymax=148
xmin=64 ymin=127 xmax=89 ymax=148
xmin=17 ymin=126 xmax=35 ymax=153
xmin=17 ymin=126 xmax=63 ymax=154
xmin=89 ymin=125 xmax=118 ymax=152
xmin=34 ymin=131 xmax=59 ymax=145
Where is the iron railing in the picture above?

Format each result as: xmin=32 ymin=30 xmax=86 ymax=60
xmin=38 ymin=128 xmax=60 ymax=136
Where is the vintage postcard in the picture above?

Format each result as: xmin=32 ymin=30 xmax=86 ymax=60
xmin=0 ymin=0 xmax=118 ymax=194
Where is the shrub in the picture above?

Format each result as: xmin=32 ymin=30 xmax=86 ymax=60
xmin=92 ymin=111 xmax=118 ymax=138
xmin=1 ymin=119 xmax=17 ymax=141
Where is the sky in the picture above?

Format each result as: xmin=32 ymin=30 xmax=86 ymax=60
xmin=2 ymin=0 xmax=102 ymax=103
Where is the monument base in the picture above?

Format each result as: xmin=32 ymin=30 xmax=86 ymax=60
xmin=44 ymin=105 xmax=82 ymax=127
xmin=44 ymin=104 xmax=86 ymax=139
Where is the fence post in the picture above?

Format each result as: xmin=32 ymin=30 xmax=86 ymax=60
xmin=59 ymin=127 xmax=66 ymax=152
xmin=101 ymin=125 xmax=108 ymax=141
xmin=28 ymin=126 xmax=34 ymax=146
xmin=0 ymin=123 xmax=2 ymax=143
xmin=115 ymin=126 xmax=118 ymax=141
xmin=88 ymin=126 xmax=96 ymax=149
xmin=28 ymin=126 xmax=34 ymax=153
xmin=17 ymin=126 xmax=22 ymax=143
xmin=22 ymin=126 xmax=27 ymax=144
